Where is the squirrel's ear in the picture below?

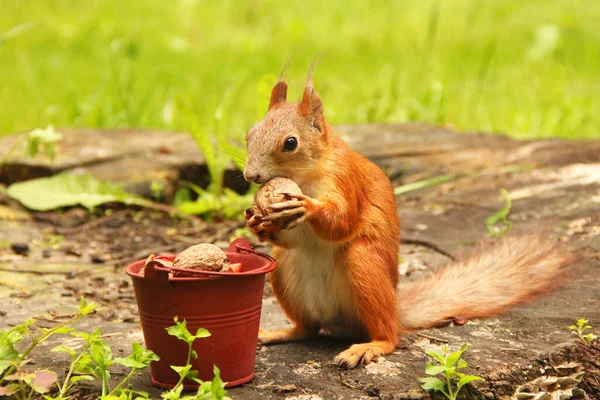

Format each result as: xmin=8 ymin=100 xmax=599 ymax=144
xmin=298 ymin=79 xmax=324 ymax=132
xmin=268 ymin=81 xmax=288 ymax=111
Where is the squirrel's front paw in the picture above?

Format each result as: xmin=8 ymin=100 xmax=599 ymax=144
xmin=263 ymin=193 xmax=319 ymax=230
xmin=246 ymin=214 xmax=281 ymax=242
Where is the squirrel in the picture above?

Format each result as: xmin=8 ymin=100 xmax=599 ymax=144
xmin=242 ymin=67 xmax=577 ymax=369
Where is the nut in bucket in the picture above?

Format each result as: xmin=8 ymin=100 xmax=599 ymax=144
xmin=140 ymin=243 xmax=243 ymax=277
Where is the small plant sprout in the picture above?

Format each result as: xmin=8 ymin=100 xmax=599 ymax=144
xmin=0 ymin=297 xmax=97 ymax=400
xmin=69 ymin=330 xmax=159 ymax=399
xmin=418 ymin=343 xmax=483 ymax=400
xmin=150 ymin=180 xmax=165 ymax=201
xmin=486 ymin=188 xmax=512 ymax=237
xmin=1 ymin=297 xmax=162 ymax=399
xmin=569 ymin=318 xmax=598 ymax=346
xmin=25 ymin=125 xmax=64 ymax=161
xmin=162 ymin=317 xmax=231 ymax=400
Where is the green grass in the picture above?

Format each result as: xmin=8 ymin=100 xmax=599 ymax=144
xmin=1 ymin=0 xmax=599 ymax=142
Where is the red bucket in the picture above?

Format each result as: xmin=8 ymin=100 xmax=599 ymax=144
xmin=125 ymin=238 xmax=276 ymax=389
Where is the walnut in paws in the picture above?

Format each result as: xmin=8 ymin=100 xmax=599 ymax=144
xmin=249 ymin=177 xmax=302 ymax=226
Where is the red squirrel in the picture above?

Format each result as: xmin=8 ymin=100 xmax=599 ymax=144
xmin=243 ymin=70 xmax=576 ymax=369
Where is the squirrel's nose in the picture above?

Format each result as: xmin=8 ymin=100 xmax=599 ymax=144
xmin=244 ymin=171 xmax=262 ymax=183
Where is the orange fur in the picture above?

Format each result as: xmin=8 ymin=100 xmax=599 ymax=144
xmin=243 ymin=72 xmax=576 ymax=369
xmin=397 ymin=236 xmax=576 ymax=330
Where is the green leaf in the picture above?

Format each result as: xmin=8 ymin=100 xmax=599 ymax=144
xmin=456 ymin=374 xmax=484 ymax=390
xmin=74 ymin=354 xmax=95 ymax=373
xmin=171 ymin=364 xmax=192 ymax=378
xmin=29 ymin=370 xmax=58 ymax=394
xmin=210 ymin=365 xmax=228 ymax=399
xmin=90 ymin=339 xmax=114 ymax=374
xmin=172 ymin=187 xmax=192 ymax=208
xmin=53 ymin=327 xmax=75 ymax=335
xmin=51 ymin=345 xmax=77 ymax=357
xmin=0 ymin=360 xmax=13 ymax=376
xmin=394 ymin=173 xmax=462 ymax=195
xmin=195 ymin=328 xmax=211 ymax=339
xmin=425 ymin=363 xmax=447 ymax=375
xmin=175 ymin=183 xmax=254 ymax=219
xmin=457 ymin=359 xmax=468 ymax=369
xmin=424 ymin=349 xmax=446 ymax=364
xmin=79 ymin=297 xmax=97 ymax=316
xmin=69 ymin=375 xmax=95 ymax=383
xmin=6 ymin=173 xmax=146 ymax=212
xmin=114 ymin=343 xmax=159 ymax=369
xmin=70 ymin=332 xmax=90 ymax=341
xmin=486 ymin=188 xmax=513 ymax=237
xmin=6 ymin=319 xmax=34 ymax=341
xmin=445 ymin=344 xmax=468 ymax=367
xmin=161 ymin=384 xmax=183 ymax=400
xmin=584 ymin=333 xmax=598 ymax=344
xmin=0 ymin=329 xmax=22 ymax=373
xmin=114 ymin=356 xmax=146 ymax=369
xmin=128 ymin=390 xmax=150 ymax=400
xmin=188 ymin=127 xmax=225 ymax=194
xmin=419 ymin=377 xmax=445 ymax=392
xmin=165 ymin=317 xmax=207 ymax=345
xmin=25 ymin=125 xmax=63 ymax=161
xmin=0 ymin=336 xmax=19 ymax=361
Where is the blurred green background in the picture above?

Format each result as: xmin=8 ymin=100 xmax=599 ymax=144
xmin=1 ymin=0 xmax=599 ymax=141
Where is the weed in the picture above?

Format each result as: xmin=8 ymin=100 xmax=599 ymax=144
xmin=161 ymin=317 xmax=231 ymax=400
xmin=0 ymin=300 xmax=229 ymax=399
xmin=0 ymin=125 xmax=63 ymax=177
xmin=394 ymin=173 xmax=464 ymax=196
xmin=569 ymin=318 xmax=598 ymax=346
xmin=24 ymin=125 xmax=63 ymax=162
xmin=419 ymin=343 xmax=483 ymax=400
xmin=68 ymin=330 xmax=159 ymax=399
xmin=0 ymin=297 xmax=97 ymax=399
xmin=174 ymin=179 xmax=254 ymax=222
xmin=150 ymin=180 xmax=166 ymax=201
xmin=32 ymin=234 xmax=64 ymax=249
xmin=486 ymin=188 xmax=512 ymax=237
xmin=172 ymin=81 xmax=254 ymax=221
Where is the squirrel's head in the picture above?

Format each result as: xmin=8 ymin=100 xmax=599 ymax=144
xmin=244 ymin=76 xmax=328 ymax=186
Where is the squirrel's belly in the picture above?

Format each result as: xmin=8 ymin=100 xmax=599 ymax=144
xmin=276 ymin=230 xmax=361 ymax=335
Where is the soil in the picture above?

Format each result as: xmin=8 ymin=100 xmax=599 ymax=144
xmin=1 ymin=123 xmax=599 ymax=400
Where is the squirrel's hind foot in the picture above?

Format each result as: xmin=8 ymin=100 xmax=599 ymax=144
xmin=333 ymin=340 xmax=397 ymax=369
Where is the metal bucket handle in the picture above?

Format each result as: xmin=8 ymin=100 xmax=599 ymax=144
xmin=142 ymin=259 xmax=172 ymax=283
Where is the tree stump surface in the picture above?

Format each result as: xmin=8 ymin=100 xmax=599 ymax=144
xmin=1 ymin=123 xmax=599 ymax=399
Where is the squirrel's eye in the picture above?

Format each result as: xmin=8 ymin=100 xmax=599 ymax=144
xmin=283 ymin=137 xmax=298 ymax=152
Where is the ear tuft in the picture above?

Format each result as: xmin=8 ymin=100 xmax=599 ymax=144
xmin=298 ymin=55 xmax=326 ymax=131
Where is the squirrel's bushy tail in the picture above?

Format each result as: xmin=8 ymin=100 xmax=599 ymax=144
xmin=397 ymin=236 xmax=576 ymax=331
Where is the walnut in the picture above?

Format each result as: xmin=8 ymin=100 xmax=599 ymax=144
xmin=172 ymin=243 xmax=230 ymax=275
xmin=250 ymin=177 xmax=302 ymax=224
